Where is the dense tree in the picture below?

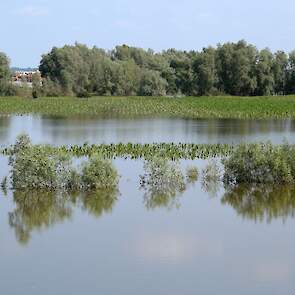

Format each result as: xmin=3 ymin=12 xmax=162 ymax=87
xmin=3 ymin=40 xmax=295 ymax=97
xmin=216 ymin=41 xmax=257 ymax=96
xmin=255 ymin=49 xmax=275 ymax=96
xmin=193 ymin=47 xmax=217 ymax=95
xmin=0 ymin=52 xmax=13 ymax=95
xmin=273 ymin=51 xmax=288 ymax=95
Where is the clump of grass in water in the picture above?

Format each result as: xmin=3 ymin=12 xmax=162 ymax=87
xmin=140 ymin=157 xmax=186 ymax=210
xmin=186 ymin=166 xmax=199 ymax=184
xmin=201 ymin=160 xmax=222 ymax=197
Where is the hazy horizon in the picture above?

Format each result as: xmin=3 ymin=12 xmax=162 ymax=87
xmin=1 ymin=0 xmax=295 ymax=67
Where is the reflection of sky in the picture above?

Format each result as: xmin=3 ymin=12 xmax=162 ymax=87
xmin=0 ymin=159 xmax=295 ymax=294
xmin=1 ymin=115 xmax=295 ymax=145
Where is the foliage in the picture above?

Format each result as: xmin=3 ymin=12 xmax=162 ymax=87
xmin=0 ymin=52 xmax=13 ymax=96
xmin=223 ymin=142 xmax=295 ymax=184
xmin=186 ymin=166 xmax=199 ymax=183
xmin=7 ymin=135 xmax=119 ymax=191
xmin=201 ymin=160 xmax=222 ymax=197
xmin=140 ymin=158 xmax=186 ymax=209
xmin=81 ymin=155 xmax=119 ymax=190
xmin=3 ymin=96 xmax=295 ymax=119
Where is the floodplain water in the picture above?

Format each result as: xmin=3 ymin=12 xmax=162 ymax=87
xmin=0 ymin=116 xmax=295 ymax=295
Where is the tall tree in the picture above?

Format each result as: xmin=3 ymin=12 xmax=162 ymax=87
xmin=0 ymin=52 xmax=12 ymax=95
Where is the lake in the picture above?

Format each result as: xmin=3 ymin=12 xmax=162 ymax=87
xmin=0 ymin=115 xmax=295 ymax=145
xmin=0 ymin=116 xmax=295 ymax=295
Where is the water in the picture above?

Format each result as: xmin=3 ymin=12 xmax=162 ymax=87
xmin=0 ymin=115 xmax=295 ymax=145
xmin=1 ymin=116 xmax=295 ymax=294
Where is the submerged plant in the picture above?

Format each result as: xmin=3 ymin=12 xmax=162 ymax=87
xmin=81 ymin=155 xmax=119 ymax=190
xmin=140 ymin=157 xmax=186 ymax=210
xmin=201 ymin=160 xmax=221 ymax=197
xmin=1 ymin=176 xmax=8 ymax=195
xmin=186 ymin=166 xmax=199 ymax=184
xmin=222 ymin=142 xmax=295 ymax=185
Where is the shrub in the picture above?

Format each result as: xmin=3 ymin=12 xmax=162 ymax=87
xmin=201 ymin=160 xmax=221 ymax=197
xmin=81 ymin=155 xmax=119 ymax=190
xmin=140 ymin=158 xmax=186 ymax=209
xmin=186 ymin=166 xmax=199 ymax=183
xmin=222 ymin=143 xmax=295 ymax=184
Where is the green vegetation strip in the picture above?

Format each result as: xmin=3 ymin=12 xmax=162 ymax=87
xmin=1 ymin=96 xmax=295 ymax=119
xmin=2 ymin=142 xmax=233 ymax=160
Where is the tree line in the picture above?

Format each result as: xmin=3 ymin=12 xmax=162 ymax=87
xmin=2 ymin=40 xmax=295 ymax=97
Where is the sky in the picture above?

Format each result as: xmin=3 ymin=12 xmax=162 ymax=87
xmin=1 ymin=0 xmax=295 ymax=67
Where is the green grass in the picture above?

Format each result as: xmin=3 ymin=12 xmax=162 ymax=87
xmin=1 ymin=95 xmax=295 ymax=118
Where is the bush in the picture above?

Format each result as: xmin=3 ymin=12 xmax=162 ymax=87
xmin=140 ymin=158 xmax=186 ymax=209
xmin=222 ymin=143 xmax=295 ymax=184
xmin=186 ymin=166 xmax=199 ymax=183
xmin=81 ymin=155 xmax=119 ymax=190
xmin=9 ymin=134 xmax=76 ymax=190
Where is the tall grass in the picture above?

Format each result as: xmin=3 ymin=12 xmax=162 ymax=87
xmin=1 ymin=95 xmax=295 ymax=118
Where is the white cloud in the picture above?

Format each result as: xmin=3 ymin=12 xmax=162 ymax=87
xmin=15 ymin=6 xmax=49 ymax=17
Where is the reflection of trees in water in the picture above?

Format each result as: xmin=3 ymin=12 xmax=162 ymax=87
xmin=9 ymin=191 xmax=72 ymax=245
xmin=140 ymin=158 xmax=186 ymax=210
xmin=0 ymin=116 xmax=11 ymax=143
xmin=9 ymin=189 xmax=119 ymax=245
xmin=74 ymin=189 xmax=118 ymax=217
xmin=222 ymin=184 xmax=295 ymax=223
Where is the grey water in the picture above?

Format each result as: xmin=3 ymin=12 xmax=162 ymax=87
xmin=0 ymin=116 xmax=295 ymax=295
xmin=0 ymin=115 xmax=295 ymax=145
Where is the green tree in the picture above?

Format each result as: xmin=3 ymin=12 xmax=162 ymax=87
xmin=193 ymin=47 xmax=217 ymax=95
xmin=255 ymin=49 xmax=275 ymax=96
xmin=0 ymin=52 xmax=13 ymax=95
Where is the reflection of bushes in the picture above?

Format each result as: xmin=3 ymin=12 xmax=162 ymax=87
xmin=140 ymin=158 xmax=186 ymax=209
xmin=9 ymin=190 xmax=72 ymax=245
xmin=222 ymin=184 xmax=295 ymax=223
xmin=79 ymin=189 xmax=118 ymax=217
xmin=9 ymin=189 xmax=119 ymax=245
xmin=223 ymin=143 xmax=295 ymax=184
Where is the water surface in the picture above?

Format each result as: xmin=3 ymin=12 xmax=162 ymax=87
xmin=1 ymin=115 xmax=295 ymax=145
xmin=1 ymin=115 xmax=295 ymax=294
xmin=1 ymin=158 xmax=295 ymax=295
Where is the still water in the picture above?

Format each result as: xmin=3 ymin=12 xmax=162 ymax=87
xmin=0 ymin=115 xmax=295 ymax=145
xmin=1 ymin=116 xmax=295 ymax=295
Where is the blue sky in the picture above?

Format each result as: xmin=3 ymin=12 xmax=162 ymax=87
xmin=1 ymin=0 xmax=295 ymax=67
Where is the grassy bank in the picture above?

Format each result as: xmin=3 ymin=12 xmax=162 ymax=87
xmin=1 ymin=95 xmax=295 ymax=119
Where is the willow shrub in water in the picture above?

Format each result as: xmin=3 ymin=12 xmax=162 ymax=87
xmin=11 ymin=145 xmax=75 ymax=190
xmin=222 ymin=143 xmax=295 ymax=184
xmin=81 ymin=155 xmax=119 ymax=190
xmin=140 ymin=158 xmax=186 ymax=209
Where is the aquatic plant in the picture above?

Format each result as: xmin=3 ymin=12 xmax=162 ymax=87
xmin=1 ymin=96 xmax=295 ymax=119
xmin=140 ymin=158 xmax=186 ymax=210
xmin=186 ymin=166 xmax=199 ymax=184
xmin=201 ymin=160 xmax=222 ymax=197
xmin=81 ymin=155 xmax=119 ymax=190
xmin=223 ymin=142 xmax=295 ymax=184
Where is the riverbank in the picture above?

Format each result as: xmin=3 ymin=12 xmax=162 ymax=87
xmin=0 ymin=96 xmax=295 ymax=119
